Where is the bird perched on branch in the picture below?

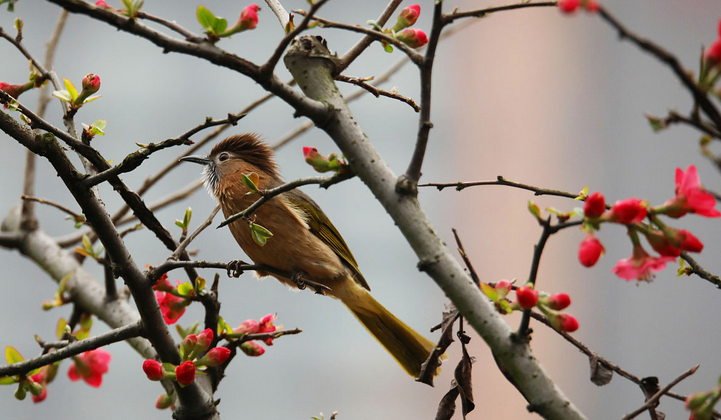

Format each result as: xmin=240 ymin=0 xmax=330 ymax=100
xmin=181 ymin=134 xmax=436 ymax=377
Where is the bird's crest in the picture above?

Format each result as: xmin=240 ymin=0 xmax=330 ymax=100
xmin=211 ymin=134 xmax=280 ymax=179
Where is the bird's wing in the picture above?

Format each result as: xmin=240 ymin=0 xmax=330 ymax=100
xmin=285 ymin=189 xmax=371 ymax=291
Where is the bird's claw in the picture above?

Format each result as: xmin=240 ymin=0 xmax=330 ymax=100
xmin=226 ymin=260 xmax=249 ymax=278
xmin=290 ymin=272 xmax=331 ymax=295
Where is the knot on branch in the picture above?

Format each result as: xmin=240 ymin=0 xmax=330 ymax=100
xmin=395 ymin=174 xmax=418 ymax=196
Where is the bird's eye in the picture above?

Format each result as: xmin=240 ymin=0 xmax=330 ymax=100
xmin=218 ymin=152 xmax=230 ymax=162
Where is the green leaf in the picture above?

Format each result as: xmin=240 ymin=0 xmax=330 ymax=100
xmin=52 ymin=90 xmax=72 ymax=102
xmin=479 ymin=283 xmax=498 ymax=302
xmin=197 ymin=6 xmax=217 ymax=31
xmin=195 ymin=276 xmax=206 ymax=292
xmin=162 ymin=362 xmax=176 ymax=373
xmin=63 ymin=78 xmax=78 ymax=101
xmin=0 ymin=377 xmax=16 ymax=385
xmin=177 ymin=282 xmax=193 ymax=297
xmin=5 ymin=347 xmax=23 ymax=364
xmin=217 ymin=316 xmax=232 ymax=335
xmin=27 ymin=367 xmax=42 ymax=377
xmin=498 ymin=300 xmax=513 ymax=314
xmin=528 ymin=200 xmax=541 ymax=219
xmin=56 ymin=318 xmax=67 ymax=339
xmin=211 ymin=17 xmax=227 ymax=34
xmin=241 ymin=173 xmax=259 ymax=194
xmin=183 ymin=207 xmax=192 ymax=228
xmin=82 ymin=94 xmax=102 ymax=104
xmin=383 ymin=43 xmax=394 ymax=53
xmin=0 ymin=0 xmax=17 ymax=12
xmin=250 ymin=222 xmax=273 ymax=246
xmin=366 ymin=20 xmax=383 ymax=31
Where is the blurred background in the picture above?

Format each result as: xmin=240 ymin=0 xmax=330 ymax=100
xmin=2 ymin=0 xmax=721 ymax=418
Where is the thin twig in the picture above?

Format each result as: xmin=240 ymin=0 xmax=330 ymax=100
xmin=339 ymin=0 xmax=402 ymax=70
xmin=680 ymin=251 xmax=721 ymax=288
xmin=169 ymin=204 xmax=220 ymax=261
xmin=259 ymin=0 xmax=329 ymax=78
xmin=620 ymin=365 xmax=700 ymax=420
xmin=444 ymin=2 xmax=557 ymax=24
xmin=293 ymin=10 xmax=424 ymax=66
xmin=136 ymin=11 xmax=203 ymax=42
xmin=235 ymin=327 xmax=302 ymax=344
xmin=517 ymin=216 xmax=553 ymax=335
xmin=21 ymin=195 xmax=83 ymax=220
xmin=335 ymin=74 xmax=420 ymax=111
xmin=597 ymin=5 xmax=721 ymax=128
xmin=452 ymin=228 xmax=480 ymax=286
xmin=652 ymin=110 xmax=721 ymax=139
xmin=218 ymin=171 xmax=355 ymax=228
xmin=0 ymin=322 xmax=142 ymax=377
xmin=419 ymin=175 xmax=582 ymax=199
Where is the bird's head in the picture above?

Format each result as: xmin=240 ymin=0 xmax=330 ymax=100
xmin=180 ymin=133 xmax=279 ymax=197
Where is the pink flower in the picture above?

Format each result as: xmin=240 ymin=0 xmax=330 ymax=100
xmin=67 ymin=348 xmax=112 ymax=388
xmin=0 ymin=81 xmax=31 ymax=99
xmin=392 ymin=4 xmax=420 ymax=32
xmin=233 ymin=319 xmax=260 ymax=334
xmin=584 ymin=192 xmax=605 ymax=218
xmin=142 ymin=359 xmax=165 ymax=381
xmin=516 ymin=285 xmax=538 ymax=309
xmin=606 ymin=198 xmax=647 ymax=224
xmin=612 ymin=246 xmax=676 ymax=281
xmin=153 ymin=273 xmax=174 ymax=292
xmin=578 ymin=233 xmax=604 ymax=267
xmin=29 ymin=369 xmax=47 ymax=403
xmin=645 ymin=230 xmax=681 ymax=257
xmin=395 ymin=28 xmax=428 ymax=49
xmin=31 ymin=388 xmax=47 ymax=404
xmin=258 ymin=313 xmax=277 ymax=345
xmin=238 ymin=4 xmax=260 ymax=31
xmin=95 ymin=1 xmax=113 ymax=8
xmin=558 ymin=0 xmax=581 ymax=13
xmin=175 ymin=361 xmax=196 ymax=386
xmin=546 ymin=293 xmax=571 ymax=310
xmin=155 ymin=290 xmax=189 ymax=324
xmin=662 ymin=165 xmax=721 ymax=218
xmin=494 ymin=279 xmax=512 ymax=299
xmin=240 ymin=341 xmax=265 ymax=357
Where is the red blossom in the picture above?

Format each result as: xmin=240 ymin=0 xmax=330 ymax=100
xmin=395 ymin=28 xmax=428 ymax=49
xmin=495 ymin=279 xmax=512 ymax=299
xmin=547 ymin=293 xmax=571 ymax=311
xmin=584 ymin=192 xmax=606 ymax=219
xmin=706 ymin=39 xmax=721 ymax=65
xmin=585 ymin=1 xmax=600 ymax=13
xmin=0 ymin=81 xmax=32 ymax=100
xmin=29 ymin=369 xmax=47 ymax=403
xmin=81 ymin=74 xmax=101 ymax=95
xmin=662 ymin=165 xmax=721 ymax=218
xmin=516 ymin=285 xmax=539 ymax=309
xmin=558 ymin=0 xmax=581 ymax=13
xmin=155 ymin=290 xmax=189 ymax=324
xmin=153 ymin=273 xmax=173 ymax=292
xmin=606 ymin=198 xmax=647 ymax=224
xmin=175 ymin=361 xmax=196 ymax=386
xmin=611 ymin=246 xmax=676 ymax=281
xmin=647 ymin=228 xmax=703 ymax=257
xmin=142 ymin=359 xmax=165 ymax=381
xmin=578 ymin=233 xmax=604 ymax=267
xmin=67 ymin=348 xmax=112 ymax=388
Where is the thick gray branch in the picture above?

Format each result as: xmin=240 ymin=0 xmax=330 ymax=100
xmin=283 ymin=35 xmax=587 ymax=420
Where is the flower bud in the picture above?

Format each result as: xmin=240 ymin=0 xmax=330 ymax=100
xmin=578 ymin=233 xmax=604 ymax=267
xmin=558 ymin=0 xmax=581 ymax=13
xmin=546 ymin=293 xmax=571 ymax=310
xmin=606 ymin=198 xmax=647 ymax=224
xmin=686 ymin=392 xmax=711 ymax=410
xmin=584 ymin=192 xmax=605 ymax=219
xmin=240 ymin=341 xmax=265 ymax=357
xmin=585 ymin=1 xmax=600 ymax=12
xmin=196 ymin=328 xmax=214 ymax=352
xmin=175 ymin=361 xmax=196 ymax=386
xmin=495 ymin=279 xmax=512 ymax=299
xmin=181 ymin=334 xmax=197 ymax=359
xmin=155 ymin=393 xmax=173 ymax=410
xmin=142 ymin=359 xmax=165 ymax=381
xmin=81 ymin=74 xmax=101 ymax=95
xmin=395 ymin=28 xmax=428 ymax=49
xmin=557 ymin=314 xmax=579 ymax=332
xmin=198 ymin=347 xmax=231 ymax=367
xmin=516 ymin=285 xmax=538 ymax=309
xmin=705 ymin=39 xmax=721 ymax=67
xmin=233 ymin=319 xmax=260 ymax=334
xmin=391 ymin=4 xmax=420 ymax=32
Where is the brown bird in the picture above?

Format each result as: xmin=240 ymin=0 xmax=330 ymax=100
xmin=181 ymin=134 xmax=436 ymax=377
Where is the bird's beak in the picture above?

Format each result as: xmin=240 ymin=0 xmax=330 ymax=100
xmin=179 ymin=155 xmax=211 ymax=165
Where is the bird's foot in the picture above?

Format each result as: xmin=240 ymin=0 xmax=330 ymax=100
xmin=226 ymin=259 xmax=251 ymax=278
xmin=290 ymin=271 xmax=331 ymax=295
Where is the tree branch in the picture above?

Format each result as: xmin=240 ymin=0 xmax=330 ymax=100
xmin=0 ymin=322 xmax=143 ymax=378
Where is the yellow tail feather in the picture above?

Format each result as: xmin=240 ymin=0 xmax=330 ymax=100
xmin=342 ymin=292 xmax=437 ymax=378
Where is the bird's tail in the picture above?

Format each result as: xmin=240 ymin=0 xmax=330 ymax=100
xmin=342 ymin=290 xmax=437 ymax=378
